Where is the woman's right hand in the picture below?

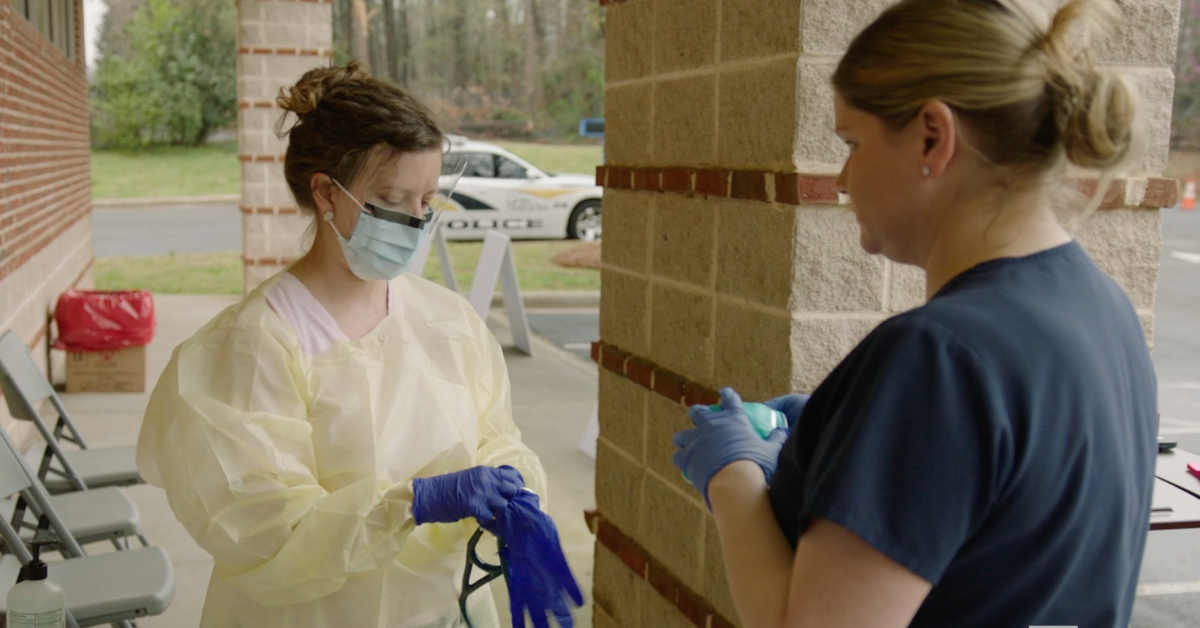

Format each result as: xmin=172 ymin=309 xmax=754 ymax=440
xmin=673 ymin=388 xmax=790 ymax=508
xmin=763 ymin=393 xmax=811 ymax=429
xmin=412 ymin=465 xmax=525 ymax=531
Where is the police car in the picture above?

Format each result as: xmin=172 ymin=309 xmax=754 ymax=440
xmin=437 ymin=136 xmax=603 ymax=241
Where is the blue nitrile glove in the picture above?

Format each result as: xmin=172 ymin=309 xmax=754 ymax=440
xmin=672 ymin=387 xmax=789 ymax=507
xmin=495 ymin=490 xmax=583 ymax=628
xmin=763 ymin=393 xmax=811 ymax=429
xmin=412 ymin=465 xmax=524 ymax=532
xmin=707 ymin=402 xmax=787 ymax=439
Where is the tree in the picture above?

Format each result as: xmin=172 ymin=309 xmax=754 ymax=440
xmin=351 ymin=0 xmax=373 ymax=72
xmin=382 ymin=0 xmax=400 ymax=82
xmin=540 ymin=0 xmax=604 ymax=136
xmin=91 ymin=0 xmax=236 ymax=149
xmin=331 ymin=0 xmax=605 ymax=139
xmin=1175 ymin=0 xmax=1200 ymax=149
xmin=94 ymin=0 xmax=140 ymax=62
xmin=522 ymin=0 xmax=541 ymax=125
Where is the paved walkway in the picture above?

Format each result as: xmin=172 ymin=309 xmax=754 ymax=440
xmin=60 ymin=294 xmax=598 ymax=627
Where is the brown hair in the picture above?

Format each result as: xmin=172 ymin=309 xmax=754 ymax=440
xmin=276 ymin=61 xmax=444 ymax=213
xmin=833 ymin=0 xmax=1138 ymax=179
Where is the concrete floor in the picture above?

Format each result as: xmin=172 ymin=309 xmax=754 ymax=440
xmin=58 ymin=294 xmax=598 ymax=628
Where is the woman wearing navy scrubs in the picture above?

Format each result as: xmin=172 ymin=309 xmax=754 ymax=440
xmin=672 ymin=1 xmax=1158 ymax=626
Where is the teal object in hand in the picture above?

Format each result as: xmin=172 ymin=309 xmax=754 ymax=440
xmin=709 ymin=402 xmax=787 ymax=439
xmin=679 ymin=402 xmax=787 ymax=484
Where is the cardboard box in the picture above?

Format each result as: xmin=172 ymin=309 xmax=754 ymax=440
xmin=65 ymin=346 xmax=146 ymax=393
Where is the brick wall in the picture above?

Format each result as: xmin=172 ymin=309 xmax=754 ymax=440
xmin=237 ymin=0 xmax=333 ymax=292
xmin=591 ymin=1 xmax=1180 ymax=627
xmin=0 ymin=0 xmax=93 ymax=441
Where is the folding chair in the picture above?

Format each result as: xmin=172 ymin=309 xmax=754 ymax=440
xmin=0 ymin=423 xmax=147 ymax=550
xmin=0 ymin=331 xmax=142 ymax=494
xmin=0 ymin=423 xmax=173 ymax=628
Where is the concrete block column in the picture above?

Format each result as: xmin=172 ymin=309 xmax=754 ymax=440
xmin=592 ymin=1 xmax=1180 ymax=627
xmin=237 ymin=0 xmax=333 ymax=292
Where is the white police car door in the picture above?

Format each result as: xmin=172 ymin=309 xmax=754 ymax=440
xmin=439 ymin=152 xmax=559 ymax=240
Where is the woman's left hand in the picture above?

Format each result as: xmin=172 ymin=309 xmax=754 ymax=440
xmin=672 ymin=387 xmax=789 ymax=508
xmin=412 ymin=465 xmax=525 ymax=531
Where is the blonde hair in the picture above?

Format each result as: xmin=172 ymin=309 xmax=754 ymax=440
xmin=833 ymin=0 xmax=1138 ymax=182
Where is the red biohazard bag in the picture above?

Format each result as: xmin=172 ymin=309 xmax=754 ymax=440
xmin=53 ymin=290 xmax=156 ymax=352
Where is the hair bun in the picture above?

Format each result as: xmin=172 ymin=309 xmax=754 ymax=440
xmin=1040 ymin=0 xmax=1138 ymax=170
xmin=277 ymin=60 xmax=372 ymax=120
xmin=1060 ymin=70 xmax=1137 ymax=170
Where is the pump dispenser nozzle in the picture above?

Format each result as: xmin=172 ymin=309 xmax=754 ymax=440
xmin=7 ymin=536 xmax=66 ymax=628
xmin=16 ymin=542 xmax=49 ymax=583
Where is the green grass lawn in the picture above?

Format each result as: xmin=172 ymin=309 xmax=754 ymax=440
xmin=90 ymin=142 xmax=241 ymax=199
xmin=494 ymin=142 xmax=602 ymax=177
xmin=421 ymin=240 xmax=601 ymax=291
xmin=95 ymin=252 xmax=245 ymax=294
xmin=95 ymin=241 xmax=600 ymax=294
xmin=89 ymin=141 xmax=601 ymax=200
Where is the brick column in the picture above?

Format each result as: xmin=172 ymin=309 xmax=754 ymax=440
xmin=590 ymin=1 xmax=1180 ymax=627
xmin=237 ymin=0 xmax=333 ymax=292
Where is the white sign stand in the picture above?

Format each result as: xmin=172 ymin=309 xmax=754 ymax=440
xmin=410 ymin=224 xmax=459 ymax=292
xmin=468 ymin=231 xmax=534 ymax=356
xmin=579 ymin=403 xmax=599 ymax=459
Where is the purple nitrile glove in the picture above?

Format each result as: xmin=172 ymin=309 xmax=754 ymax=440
xmin=412 ymin=465 xmax=524 ymax=532
xmin=672 ymin=387 xmax=789 ymax=508
xmin=763 ymin=393 xmax=811 ymax=429
xmin=495 ymin=490 xmax=583 ymax=628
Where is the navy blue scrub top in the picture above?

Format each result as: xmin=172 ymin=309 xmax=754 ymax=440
xmin=770 ymin=241 xmax=1157 ymax=627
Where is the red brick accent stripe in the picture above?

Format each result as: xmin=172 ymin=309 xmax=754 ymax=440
xmin=590 ymin=341 xmax=721 ymax=406
xmin=586 ymin=510 xmax=739 ymax=628
xmin=241 ymin=206 xmax=302 ymax=215
xmin=1142 ymin=178 xmax=1181 ymax=208
xmin=599 ymin=165 xmax=842 ymax=205
xmin=596 ymin=166 xmax=1179 ymax=209
xmin=238 ymin=47 xmax=333 ymax=57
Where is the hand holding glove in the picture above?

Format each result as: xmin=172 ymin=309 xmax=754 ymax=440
xmin=672 ymin=387 xmax=789 ymax=507
xmin=495 ymin=491 xmax=583 ymax=628
xmin=412 ymin=465 xmax=524 ymax=532
xmin=763 ymin=393 xmax=811 ymax=429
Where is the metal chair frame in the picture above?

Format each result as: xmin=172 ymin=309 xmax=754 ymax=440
xmin=0 ymin=331 xmax=142 ymax=493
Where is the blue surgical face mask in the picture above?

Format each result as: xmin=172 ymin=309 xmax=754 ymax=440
xmin=330 ymin=180 xmax=427 ymax=281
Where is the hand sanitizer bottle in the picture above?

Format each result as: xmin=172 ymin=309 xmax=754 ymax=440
xmin=6 ymin=543 xmax=65 ymax=628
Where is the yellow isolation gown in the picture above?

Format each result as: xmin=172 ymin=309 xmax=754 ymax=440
xmin=136 ymin=271 xmax=547 ymax=628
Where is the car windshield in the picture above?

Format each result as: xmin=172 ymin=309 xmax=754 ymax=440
xmin=495 ymin=156 xmax=527 ymax=179
xmin=443 ymin=152 xmax=495 ymax=177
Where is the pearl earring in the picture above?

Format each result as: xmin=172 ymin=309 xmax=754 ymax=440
xmin=322 ymin=211 xmax=334 ymax=222
xmin=921 ymin=166 xmax=931 ymax=176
